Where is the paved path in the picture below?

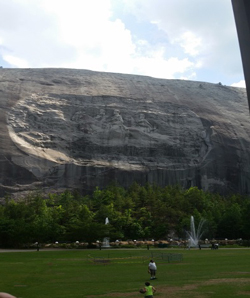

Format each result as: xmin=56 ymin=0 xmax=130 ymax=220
xmin=0 ymin=248 xmax=69 ymax=253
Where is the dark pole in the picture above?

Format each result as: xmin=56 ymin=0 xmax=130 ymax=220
xmin=232 ymin=0 xmax=250 ymax=110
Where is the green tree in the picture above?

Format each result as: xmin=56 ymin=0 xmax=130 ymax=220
xmin=217 ymin=203 xmax=243 ymax=239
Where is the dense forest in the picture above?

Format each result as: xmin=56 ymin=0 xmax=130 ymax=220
xmin=0 ymin=183 xmax=250 ymax=248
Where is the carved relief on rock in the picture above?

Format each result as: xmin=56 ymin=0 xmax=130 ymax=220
xmin=7 ymin=94 xmax=211 ymax=170
xmin=136 ymin=113 xmax=153 ymax=133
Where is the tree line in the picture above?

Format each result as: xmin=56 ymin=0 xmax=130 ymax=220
xmin=0 ymin=183 xmax=249 ymax=248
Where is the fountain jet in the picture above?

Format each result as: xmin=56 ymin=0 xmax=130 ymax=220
xmin=102 ymin=217 xmax=110 ymax=248
xmin=186 ymin=216 xmax=206 ymax=247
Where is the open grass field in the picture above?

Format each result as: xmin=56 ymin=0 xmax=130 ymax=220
xmin=0 ymin=248 xmax=250 ymax=298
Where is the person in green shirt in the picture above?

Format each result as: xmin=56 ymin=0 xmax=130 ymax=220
xmin=142 ymin=281 xmax=156 ymax=297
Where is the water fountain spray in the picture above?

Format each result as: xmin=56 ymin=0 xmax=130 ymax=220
xmin=186 ymin=216 xmax=206 ymax=247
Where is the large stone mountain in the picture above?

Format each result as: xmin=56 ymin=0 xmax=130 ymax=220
xmin=0 ymin=68 xmax=249 ymax=197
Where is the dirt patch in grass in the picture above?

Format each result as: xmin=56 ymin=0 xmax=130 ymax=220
xmin=238 ymin=291 xmax=250 ymax=295
xmin=86 ymin=277 xmax=250 ymax=297
xmin=203 ymin=277 xmax=250 ymax=285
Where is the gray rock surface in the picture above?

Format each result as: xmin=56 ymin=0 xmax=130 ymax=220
xmin=0 ymin=68 xmax=249 ymax=197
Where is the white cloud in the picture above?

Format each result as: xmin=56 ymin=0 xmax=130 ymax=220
xmin=118 ymin=0 xmax=244 ymax=82
xmin=174 ymin=31 xmax=202 ymax=57
xmin=0 ymin=0 xmax=198 ymax=80
xmin=231 ymin=80 xmax=246 ymax=88
xmin=0 ymin=0 xmax=244 ymax=85
xmin=3 ymin=55 xmax=29 ymax=68
xmin=132 ymin=56 xmax=194 ymax=79
xmin=0 ymin=0 xmax=136 ymax=71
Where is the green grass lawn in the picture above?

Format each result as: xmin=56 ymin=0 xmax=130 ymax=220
xmin=0 ymin=248 xmax=250 ymax=298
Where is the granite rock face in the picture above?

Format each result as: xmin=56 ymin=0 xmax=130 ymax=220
xmin=0 ymin=68 xmax=249 ymax=197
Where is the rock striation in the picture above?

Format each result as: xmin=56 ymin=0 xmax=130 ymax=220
xmin=0 ymin=68 xmax=249 ymax=197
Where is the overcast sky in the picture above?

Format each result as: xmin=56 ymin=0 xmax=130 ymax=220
xmin=0 ymin=0 xmax=245 ymax=87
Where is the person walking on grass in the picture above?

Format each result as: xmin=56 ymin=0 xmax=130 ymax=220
xmin=148 ymin=259 xmax=157 ymax=280
xmin=140 ymin=282 xmax=156 ymax=297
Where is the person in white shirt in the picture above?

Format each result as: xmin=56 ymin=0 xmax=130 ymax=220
xmin=148 ymin=260 xmax=157 ymax=280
